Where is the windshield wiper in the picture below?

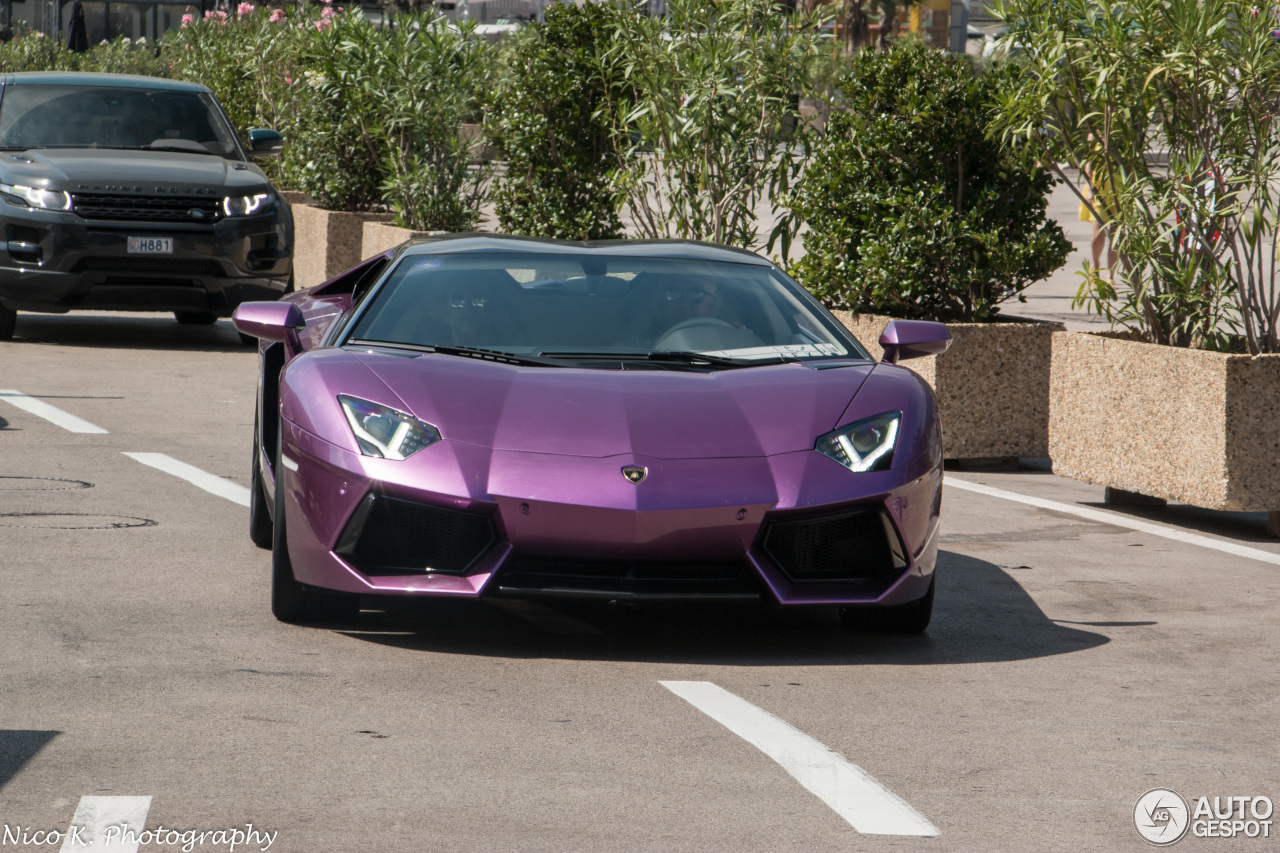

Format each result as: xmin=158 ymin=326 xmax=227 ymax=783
xmin=137 ymin=144 xmax=218 ymax=155
xmin=347 ymin=340 xmax=568 ymax=367
xmin=538 ymin=350 xmax=785 ymax=368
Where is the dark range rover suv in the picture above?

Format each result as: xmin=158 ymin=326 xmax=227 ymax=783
xmin=0 ymin=72 xmax=294 ymax=340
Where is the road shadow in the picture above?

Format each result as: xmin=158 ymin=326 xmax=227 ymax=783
xmin=336 ymin=550 xmax=1110 ymax=666
xmin=0 ymin=730 xmax=58 ymax=791
xmin=7 ymin=311 xmax=251 ymax=353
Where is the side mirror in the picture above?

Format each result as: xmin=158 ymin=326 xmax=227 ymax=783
xmin=233 ymin=301 xmax=304 ymax=343
xmin=247 ymin=128 xmax=284 ymax=156
xmin=878 ymin=319 xmax=952 ymax=364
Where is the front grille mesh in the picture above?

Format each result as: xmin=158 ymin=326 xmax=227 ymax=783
xmin=73 ymin=257 xmax=225 ymax=276
xmin=761 ymin=508 xmax=900 ymax=582
xmin=71 ymin=193 xmax=224 ymax=223
xmin=495 ymin=555 xmax=761 ymax=599
xmin=336 ymin=495 xmax=496 ymax=576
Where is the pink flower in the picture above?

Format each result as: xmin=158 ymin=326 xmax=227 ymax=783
xmin=204 ymin=9 xmax=228 ymax=21
xmin=236 ymin=2 xmax=255 ymax=14
xmin=321 ymin=6 xmax=335 ymax=17
xmin=314 ymin=16 xmax=331 ymax=30
xmin=181 ymin=12 xmax=194 ymax=25
xmin=284 ymin=72 xmax=293 ymax=84
xmin=268 ymin=8 xmax=284 ymax=22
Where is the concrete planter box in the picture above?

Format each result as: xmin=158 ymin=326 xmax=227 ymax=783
xmin=361 ymin=221 xmax=440 ymax=259
xmin=1049 ymin=331 xmax=1280 ymax=521
xmin=291 ymin=204 xmax=391 ymax=289
xmin=836 ymin=312 xmax=1064 ymax=460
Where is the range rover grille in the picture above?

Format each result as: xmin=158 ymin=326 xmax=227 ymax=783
xmin=70 ymin=193 xmax=224 ymax=223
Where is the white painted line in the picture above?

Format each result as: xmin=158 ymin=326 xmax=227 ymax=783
xmin=0 ymin=389 xmax=107 ymax=434
xmin=487 ymin=600 xmax=603 ymax=635
xmin=660 ymin=681 xmax=939 ymax=837
xmin=946 ymin=477 xmax=1280 ymax=567
xmin=123 ymin=452 xmax=250 ymax=507
xmin=60 ymin=795 xmax=152 ymax=852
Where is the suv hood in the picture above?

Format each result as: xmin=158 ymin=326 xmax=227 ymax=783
xmin=0 ymin=148 xmax=269 ymax=193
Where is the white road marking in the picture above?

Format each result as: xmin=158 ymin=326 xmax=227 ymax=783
xmin=123 ymin=452 xmax=250 ymax=507
xmin=660 ymin=681 xmax=939 ymax=837
xmin=60 ymin=795 xmax=152 ymax=852
xmin=487 ymin=600 xmax=603 ymax=635
xmin=946 ymin=477 xmax=1280 ymax=567
xmin=0 ymin=390 xmax=107 ymax=434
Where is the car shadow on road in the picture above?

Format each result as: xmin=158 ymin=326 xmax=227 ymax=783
xmin=336 ymin=550 xmax=1110 ymax=666
xmin=7 ymin=313 xmax=251 ymax=352
xmin=0 ymin=730 xmax=59 ymax=792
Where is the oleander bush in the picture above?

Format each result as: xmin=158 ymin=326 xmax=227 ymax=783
xmin=994 ymin=0 xmax=1280 ymax=352
xmin=486 ymin=2 xmax=629 ymax=240
xmin=311 ymin=10 xmax=491 ymax=231
xmin=783 ymin=40 xmax=1070 ymax=322
xmin=605 ymin=0 xmax=829 ymax=248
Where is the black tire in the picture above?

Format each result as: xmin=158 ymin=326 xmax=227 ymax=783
xmin=174 ymin=310 xmax=217 ymax=325
xmin=840 ymin=576 xmax=935 ymax=634
xmin=248 ymin=414 xmax=273 ymax=549
xmin=271 ymin=426 xmax=359 ymax=624
xmin=0 ymin=304 xmax=15 ymax=341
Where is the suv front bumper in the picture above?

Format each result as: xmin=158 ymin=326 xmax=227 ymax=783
xmin=0 ymin=203 xmax=292 ymax=315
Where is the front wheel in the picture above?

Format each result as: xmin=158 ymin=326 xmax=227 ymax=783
xmin=840 ymin=576 xmax=935 ymax=634
xmin=0 ymin=304 xmax=15 ymax=340
xmin=271 ymin=427 xmax=359 ymax=624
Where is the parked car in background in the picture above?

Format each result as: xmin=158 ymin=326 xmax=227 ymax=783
xmin=0 ymin=72 xmax=294 ymax=341
xmin=234 ymin=235 xmax=952 ymax=633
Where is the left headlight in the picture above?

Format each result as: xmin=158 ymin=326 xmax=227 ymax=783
xmin=815 ymin=411 xmax=901 ymax=473
xmin=339 ymin=395 xmax=441 ymax=460
xmin=0 ymin=183 xmax=72 ymax=211
xmin=223 ymin=193 xmax=273 ymax=217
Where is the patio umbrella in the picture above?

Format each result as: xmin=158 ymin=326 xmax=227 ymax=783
xmin=65 ymin=1 xmax=88 ymax=53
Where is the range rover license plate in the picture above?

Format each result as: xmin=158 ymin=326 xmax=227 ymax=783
xmin=127 ymin=237 xmax=173 ymax=254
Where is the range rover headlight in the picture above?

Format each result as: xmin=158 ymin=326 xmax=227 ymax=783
xmin=0 ymin=183 xmax=72 ymax=211
xmin=223 ymin=193 xmax=272 ymax=217
xmin=339 ymin=395 xmax=441 ymax=460
xmin=815 ymin=411 xmax=901 ymax=473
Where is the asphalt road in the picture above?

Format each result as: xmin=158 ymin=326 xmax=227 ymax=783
xmin=1 ymin=312 xmax=1277 ymax=852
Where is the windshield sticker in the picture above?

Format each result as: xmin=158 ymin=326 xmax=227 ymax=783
xmin=413 ymin=258 xmax=442 ymax=269
xmin=700 ymin=344 xmax=843 ymax=360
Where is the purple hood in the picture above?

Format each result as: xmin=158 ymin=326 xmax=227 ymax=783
xmin=292 ymin=349 xmax=875 ymax=460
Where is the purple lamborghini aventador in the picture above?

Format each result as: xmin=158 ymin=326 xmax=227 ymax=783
xmin=232 ymin=235 xmax=952 ymax=632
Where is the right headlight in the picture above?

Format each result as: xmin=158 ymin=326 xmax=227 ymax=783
xmin=0 ymin=183 xmax=72 ymax=211
xmin=338 ymin=395 xmax=441 ymax=460
xmin=815 ymin=411 xmax=901 ymax=473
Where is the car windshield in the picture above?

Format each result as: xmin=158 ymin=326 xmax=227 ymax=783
xmin=0 ymin=85 xmax=242 ymax=158
xmin=345 ymin=252 xmax=866 ymax=366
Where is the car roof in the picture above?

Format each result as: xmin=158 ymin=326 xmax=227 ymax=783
xmin=397 ymin=233 xmax=775 ymax=266
xmin=2 ymin=72 xmax=211 ymax=94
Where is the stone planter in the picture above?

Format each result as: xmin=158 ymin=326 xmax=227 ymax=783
xmin=291 ymin=204 xmax=391 ymax=289
xmin=1049 ymin=331 xmax=1280 ymax=527
xmin=361 ymin=221 xmax=440 ymax=259
xmin=278 ymin=190 xmax=314 ymax=206
xmin=835 ymin=312 xmax=1064 ymax=460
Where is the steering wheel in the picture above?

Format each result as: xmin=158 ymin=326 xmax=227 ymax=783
xmin=654 ymin=317 xmax=736 ymax=349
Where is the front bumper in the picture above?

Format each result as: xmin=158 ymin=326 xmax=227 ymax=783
xmin=274 ymin=419 xmax=942 ymax=607
xmin=0 ymin=203 xmax=291 ymax=314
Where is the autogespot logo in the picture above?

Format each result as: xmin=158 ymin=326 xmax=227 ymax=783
xmin=1135 ymin=788 xmax=1191 ymax=845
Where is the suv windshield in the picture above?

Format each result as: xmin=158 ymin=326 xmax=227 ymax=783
xmin=0 ymin=85 xmax=242 ymax=158
xmin=346 ymin=252 xmax=866 ymax=365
